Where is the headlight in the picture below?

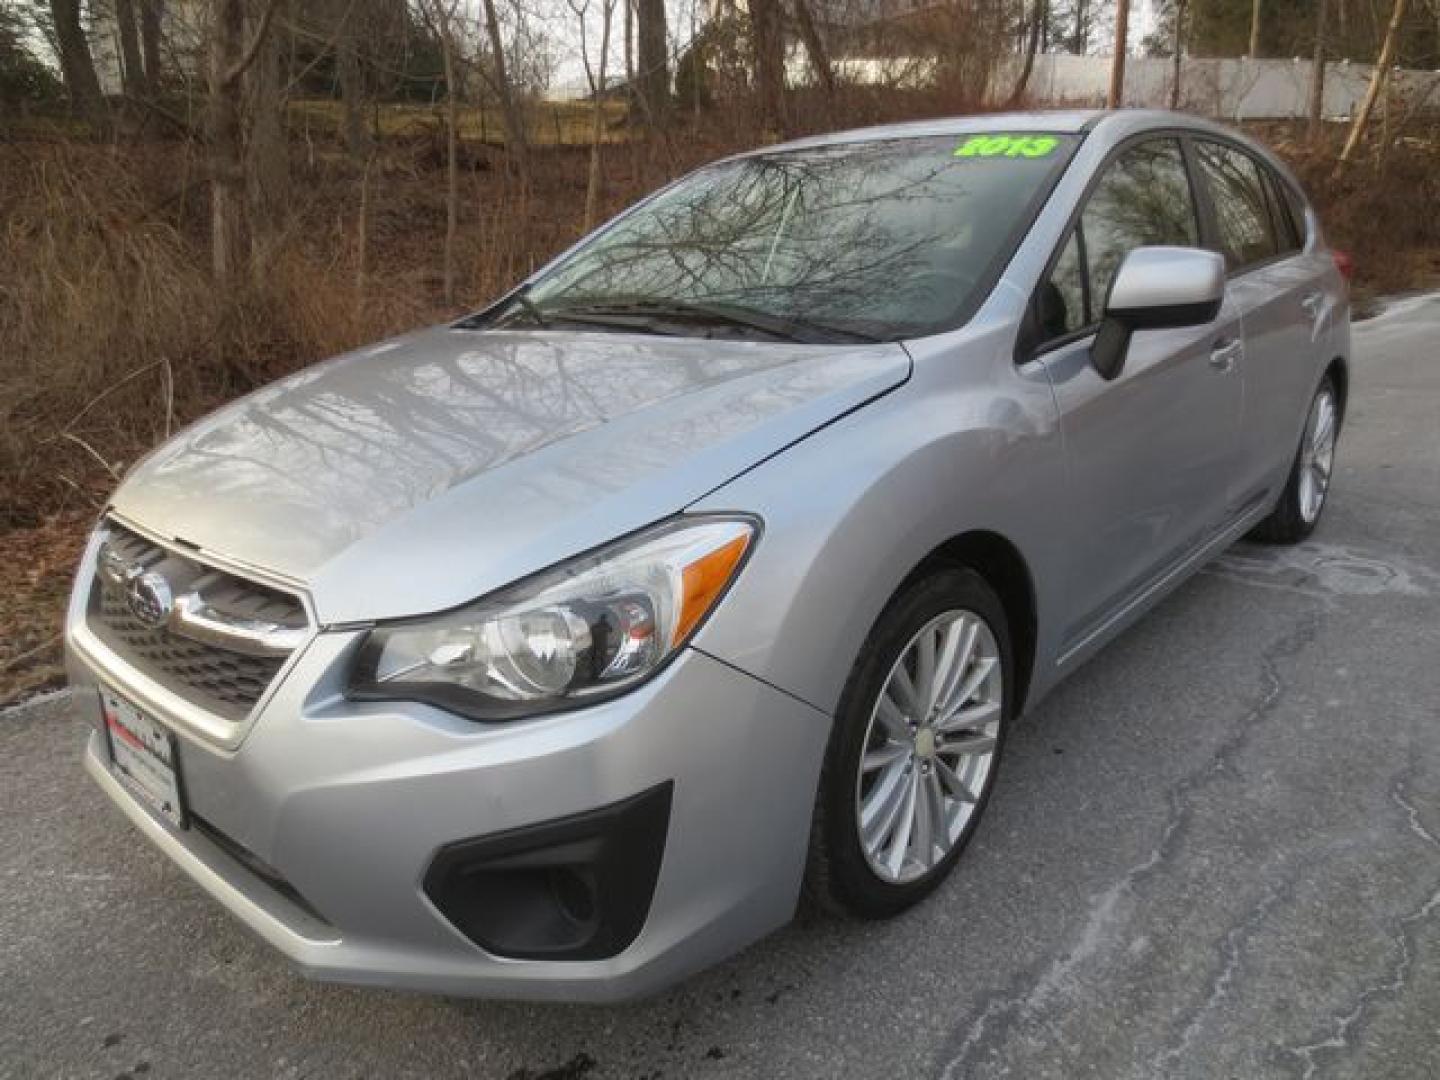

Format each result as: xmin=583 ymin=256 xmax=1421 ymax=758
xmin=347 ymin=516 xmax=757 ymax=720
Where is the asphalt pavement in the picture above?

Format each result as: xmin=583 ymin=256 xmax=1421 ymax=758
xmin=4 ymin=294 xmax=1440 ymax=1080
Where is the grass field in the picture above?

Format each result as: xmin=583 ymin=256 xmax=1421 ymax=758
xmin=290 ymin=97 xmax=634 ymax=146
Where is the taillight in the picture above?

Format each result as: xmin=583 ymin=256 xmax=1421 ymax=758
xmin=1332 ymin=249 xmax=1355 ymax=283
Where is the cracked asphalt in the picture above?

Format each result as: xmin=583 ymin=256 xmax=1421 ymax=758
xmin=4 ymin=294 xmax=1440 ymax=1080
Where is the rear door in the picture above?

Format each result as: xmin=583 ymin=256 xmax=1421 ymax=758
xmin=1031 ymin=136 xmax=1245 ymax=656
xmin=1190 ymin=139 xmax=1326 ymax=510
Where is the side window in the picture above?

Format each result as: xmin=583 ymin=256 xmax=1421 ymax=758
xmin=1261 ymin=167 xmax=1303 ymax=253
xmin=1039 ymin=231 xmax=1087 ymax=338
xmin=1038 ymin=138 xmax=1199 ymax=341
xmin=1195 ymin=141 xmax=1278 ymax=270
xmin=1080 ymin=139 xmax=1200 ymax=308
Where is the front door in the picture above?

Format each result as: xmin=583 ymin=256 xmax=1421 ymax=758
xmin=1030 ymin=137 xmax=1245 ymax=655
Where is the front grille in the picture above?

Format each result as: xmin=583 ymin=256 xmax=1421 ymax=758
xmin=90 ymin=589 xmax=287 ymax=719
xmin=86 ymin=522 xmax=307 ymax=723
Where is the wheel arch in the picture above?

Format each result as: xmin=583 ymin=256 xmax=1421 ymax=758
xmin=902 ymin=530 xmax=1039 ymax=716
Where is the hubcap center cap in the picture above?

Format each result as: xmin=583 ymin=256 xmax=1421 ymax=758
xmin=914 ymin=726 xmax=937 ymax=759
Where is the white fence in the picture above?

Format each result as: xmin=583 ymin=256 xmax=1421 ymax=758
xmin=808 ymin=53 xmax=1440 ymax=121
xmin=1002 ymin=54 xmax=1440 ymax=119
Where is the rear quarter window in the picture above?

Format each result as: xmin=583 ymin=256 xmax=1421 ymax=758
xmin=1275 ymin=172 xmax=1310 ymax=251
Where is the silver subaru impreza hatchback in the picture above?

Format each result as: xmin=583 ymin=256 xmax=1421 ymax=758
xmin=68 ymin=110 xmax=1349 ymax=1001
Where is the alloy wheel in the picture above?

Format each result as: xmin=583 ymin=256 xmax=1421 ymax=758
xmin=855 ymin=609 xmax=1004 ymax=885
xmin=1299 ymin=386 xmax=1337 ymax=524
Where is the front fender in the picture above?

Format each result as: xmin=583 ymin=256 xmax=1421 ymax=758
xmin=686 ymin=322 xmax=1070 ymax=718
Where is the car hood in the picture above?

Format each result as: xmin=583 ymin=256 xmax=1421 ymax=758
xmin=112 ymin=326 xmax=910 ymax=624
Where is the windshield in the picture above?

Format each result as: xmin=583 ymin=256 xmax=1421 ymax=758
xmin=480 ymin=132 xmax=1078 ymax=343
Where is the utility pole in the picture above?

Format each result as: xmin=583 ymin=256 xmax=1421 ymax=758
xmin=1108 ymin=0 xmax=1130 ymax=108
xmin=1249 ymin=0 xmax=1262 ymax=57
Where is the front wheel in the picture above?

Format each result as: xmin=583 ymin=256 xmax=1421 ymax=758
xmin=1251 ymin=376 xmax=1340 ymax=544
xmin=805 ymin=568 xmax=1012 ymax=919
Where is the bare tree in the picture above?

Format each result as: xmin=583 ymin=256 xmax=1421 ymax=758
xmin=1108 ymin=0 xmax=1130 ymax=108
xmin=623 ymin=0 xmax=633 ymax=90
xmin=49 ymin=0 xmax=107 ymax=126
xmin=355 ymin=153 xmax=375 ymax=304
xmin=791 ymin=0 xmax=834 ymax=100
xmin=1071 ymin=0 xmax=1089 ymax=53
xmin=114 ymin=0 xmax=145 ymax=95
xmin=1169 ymin=0 xmax=1187 ymax=109
xmin=245 ymin=0 xmax=289 ymax=259
xmin=1248 ymin=0 xmax=1262 ymax=56
xmin=139 ymin=0 xmax=162 ymax=92
xmin=479 ymin=0 xmax=530 ymax=182
xmin=1308 ymin=0 xmax=1329 ymax=143
xmin=751 ymin=0 xmax=786 ymax=134
xmin=415 ymin=0 xmax=463 ymax=303
xmin=211 ymin=0 xmax=245 ymax=279
xmin=209 ymin=0 xmax=282 ymax=281
xmin=568 ymin=0 xmax=617 ymax=231
xmin=634 ymin=0 xmax=667 ymax=124
xmin=335 ymin=0 xmax=370 ymax=164
xmin=1335 ymin=0 xmax=1409 ymax=174
xmin=1009 ymin=0 xmax=1045 ymax=105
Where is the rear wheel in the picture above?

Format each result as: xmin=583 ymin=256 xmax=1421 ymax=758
xmin=806 ymin=568 xmax=1012 ymax=918
xmin=1251 ymin=376 xmax=1340 ymax=544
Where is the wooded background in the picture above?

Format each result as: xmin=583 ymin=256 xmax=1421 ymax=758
xmin=2 ymin=0 xmax=1439 ymax=700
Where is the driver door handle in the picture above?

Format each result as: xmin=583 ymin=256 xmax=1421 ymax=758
xmin=1301 ymin=291 xmax=1324 ymax=318
xmin=1209 ymin=337 xmax=1243 ymax=373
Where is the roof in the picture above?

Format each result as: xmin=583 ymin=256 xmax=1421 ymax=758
xmin=704 ymin=110 xmax=1296 ymax=193
xmin=737 ymin=109 xmax=1248 ymax=159
xmin=750 ymin=110 xmax=1107 ymax=156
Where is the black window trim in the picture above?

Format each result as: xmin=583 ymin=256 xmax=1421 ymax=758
xmin=1278 ymin=171 xmax=1313 ymax=249
xmin=1259 ymin=160 xmax=1303 ymax=254
xmin=1018 ymin=127 xmax=1206 ymax=363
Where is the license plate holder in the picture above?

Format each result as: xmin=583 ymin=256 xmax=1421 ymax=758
xmin=100 ymin=686 xmax=187 ymax=828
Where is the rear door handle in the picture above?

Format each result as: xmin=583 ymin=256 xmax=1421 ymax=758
xmin=1209 ymin=338 xmax=1243 ymax=372
xmin=1301 ymin=291 xmax=1324 ymax=317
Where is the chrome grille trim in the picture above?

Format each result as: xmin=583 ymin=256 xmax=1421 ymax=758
xmin=84 ymin=519 xmax=314 ymax=728
xmin=96 ymin=527 xmax=308 ymax=658
xmin=170 ymin=584 xmax=309 ymax=658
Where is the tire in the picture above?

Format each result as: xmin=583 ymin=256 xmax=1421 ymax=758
xmin=1250 ymin=375 xmax=1340 ymax=545
xmin=805 ymin=567 xmax=1013 ymax=919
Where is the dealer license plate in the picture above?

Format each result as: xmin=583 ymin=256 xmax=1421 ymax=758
xmin=100 ymin=686 xmax=186 ymax=827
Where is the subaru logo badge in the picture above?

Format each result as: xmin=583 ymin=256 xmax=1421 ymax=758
xmin=126 ymin=570 xmax=174 ymax=629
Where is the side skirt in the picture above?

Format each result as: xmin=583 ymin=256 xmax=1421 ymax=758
xmin=1053 ymin=497 xmax=1273 ymax=673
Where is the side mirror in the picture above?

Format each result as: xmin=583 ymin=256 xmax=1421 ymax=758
xmin=1091 ymin=247 xmax=1227 ymax=380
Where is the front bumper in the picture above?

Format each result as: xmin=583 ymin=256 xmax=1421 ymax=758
xmin=70 ymin=622 xmax=830 ymax=1002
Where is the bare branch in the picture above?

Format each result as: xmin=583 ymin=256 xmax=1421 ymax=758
xmin=222 ymin=0 xmax=283 ymax=89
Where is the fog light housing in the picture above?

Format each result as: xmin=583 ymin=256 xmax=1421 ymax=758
xmin=422 ymin=782 xmax=673 ymax=961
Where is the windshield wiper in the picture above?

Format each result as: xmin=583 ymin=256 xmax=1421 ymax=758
xmin=480 ymin=289 xmax=685 ymax=337
xmin=487 ymin=284 xmax=549 ymax=329
xmin=483 ymin=292 xmax=881 ymax=343
xmin=549 ymin=298 xmax=880 ymax=344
